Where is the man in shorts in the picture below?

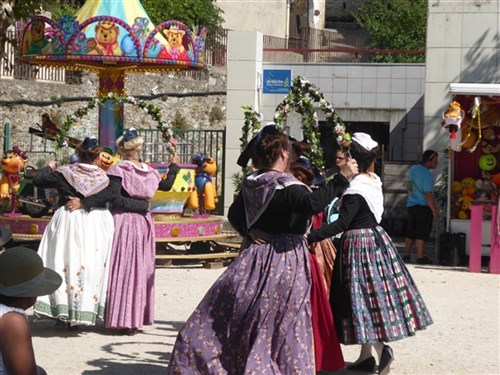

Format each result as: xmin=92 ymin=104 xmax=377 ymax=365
xmin=404 ymin=150 xmax=439 ymax=264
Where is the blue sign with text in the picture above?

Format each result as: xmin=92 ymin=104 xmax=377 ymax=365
xmin=263 ymin=69 xmax=292 ymax=94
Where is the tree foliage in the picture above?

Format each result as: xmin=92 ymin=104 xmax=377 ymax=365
xmin=141 ymin=0 xmax=223 ymax=32
xmin=31 ymin=0 xmax=224 ymax=33
xmin=353 ymin=0 xmax=427 ymax=63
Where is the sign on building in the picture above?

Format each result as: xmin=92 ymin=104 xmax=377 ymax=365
xmin=263 ymin=69 xmax=292 ymax=94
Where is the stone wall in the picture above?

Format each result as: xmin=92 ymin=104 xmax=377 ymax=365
xmin=0 ymin=66 xmax=227 ymax=165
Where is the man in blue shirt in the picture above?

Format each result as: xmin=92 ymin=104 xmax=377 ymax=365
xmin=404 ymin=150 xmax=439 ymax=264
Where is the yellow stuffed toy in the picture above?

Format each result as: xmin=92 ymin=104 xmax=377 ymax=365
xmin=456 ymin=195 xmax=473 ymax=219
xmin=461 ymin=177 xmax=477 ymax=198
xmin=1 ymin=147 xmax=28 ymax=201
xmin=187 ymin=153 xmax=218 ymax=215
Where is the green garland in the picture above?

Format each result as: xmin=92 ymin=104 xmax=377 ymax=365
xmin=232 ymin=105 xmax=263 ymax=191
xmin=55 ymin=93 xmax=175 ymax=155
xmin=273 ymin=76 xmax=351 ymax=170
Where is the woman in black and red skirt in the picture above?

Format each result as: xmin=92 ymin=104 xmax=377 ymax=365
xmin=308 ymin=132 xmax=433 ymax=375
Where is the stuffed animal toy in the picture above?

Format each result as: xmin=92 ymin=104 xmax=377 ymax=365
xmin=97 ymin=146 xmax=116 ymax=171
xmin=492 ymin=173 xmax=500 ymax=188
xmin=456 ymin=195 xmax=473 ymax=219
xmin=442 ymin=101 xmax=464 ymax=140
xmin=450 ymin=180 xmax=463 ymax=195
xmin=1 ymin=146 xmax=28 ymax=200
xmin=187 ymin=153 xmax=218 ymax=215
xmin=461 ymin=177 xmax=477 ymax=198
xmin=479 ymin=154 xmax=498 ymax=172
xmin=481 ymin=140 xmax=500 ymax=155
xmin=459 ymin=124 xmax=477 ymax=150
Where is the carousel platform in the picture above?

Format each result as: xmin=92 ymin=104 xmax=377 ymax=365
xmin=0 ymin=213 xmax=237 ymax=241
xmin=1 ymin=213 xmax=241 ymax=266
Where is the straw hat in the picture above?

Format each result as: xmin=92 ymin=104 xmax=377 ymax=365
xmin=0 ymin=226 xmax=12 ymax=247
xmin=0 ymin=247 xmax=62 ymax=298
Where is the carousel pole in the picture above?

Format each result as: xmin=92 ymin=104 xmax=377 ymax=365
xmin=97 ymin=68 xmax=126 ymax=150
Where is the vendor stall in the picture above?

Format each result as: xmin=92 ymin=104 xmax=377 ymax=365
xmin=444 ymin=84 xmax=500 ymax=258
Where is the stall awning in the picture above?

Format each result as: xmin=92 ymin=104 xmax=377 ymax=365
xmin=449 ymin=83 xmax=500 ymax=96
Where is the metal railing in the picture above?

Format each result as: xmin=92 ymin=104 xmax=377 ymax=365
xmin=264 ymin=27 xmax=424 ymax=63
xmin=205 ymin=28 xmax=228 ymax=67
xmin=138 ymin=128 xmax=226 ymax=215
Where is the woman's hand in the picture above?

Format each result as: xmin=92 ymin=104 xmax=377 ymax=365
xmin=339 ymin=157 xmax=358 ymax=180
xmin=249 ymin=228 xmax=272 ymax=244
xmin=65 ymin=196 xmax=82 ymax=211
xmin=170 ymin=153 xmax=179 ymax=164
xmin=48 ymin=160 xmax=58 ymax=170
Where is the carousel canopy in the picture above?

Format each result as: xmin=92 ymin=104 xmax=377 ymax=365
xmin=20 ymin=0 xmax=206 ymax=73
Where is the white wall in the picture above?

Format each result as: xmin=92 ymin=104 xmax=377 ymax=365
xmin=216 ymin=0 xmax=289 ymax=38
xmin=224 ymin=31 xmax=263 ymax=214
xmin=260 ymin=63 xmax=425 ymax=161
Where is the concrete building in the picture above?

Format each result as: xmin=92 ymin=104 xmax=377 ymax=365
xmin=215 ymin=0 xmax=326 ymax=39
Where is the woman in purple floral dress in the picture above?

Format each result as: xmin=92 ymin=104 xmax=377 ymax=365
xmin=168 ymin=126 xmax=358 ymax=374
xmin=68 ymin=129 xmax=179 ymax=335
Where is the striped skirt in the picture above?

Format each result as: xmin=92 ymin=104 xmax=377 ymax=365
xmin=332 ymin=226 xmax=433 ymax=345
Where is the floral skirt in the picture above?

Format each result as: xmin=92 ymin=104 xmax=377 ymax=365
xmin=34 ymin=207 xmax=114 ymax=326
xmin=332 ymin=226 xmax=433 ymax=345
xmin=168 ymin=234 xmax=315 ymax=374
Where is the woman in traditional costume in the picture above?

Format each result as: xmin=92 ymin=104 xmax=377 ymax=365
xmin=67 ymin=128 xmax=179 ymax=335
xmin=168 ymin=125 xmax=358 ymax=374
xmin=308 ymin=133 xmax=433 ymax=375
xmin=33 ymin=138 xmax=114 ymax=328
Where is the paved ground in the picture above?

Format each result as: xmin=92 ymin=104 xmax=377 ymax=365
xmin=28 ymin=254 xmax=500 ymax=375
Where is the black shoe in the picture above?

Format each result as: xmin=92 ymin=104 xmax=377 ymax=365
xmin=378 ymin=345 xmax=394 ymax=375
xmin=402 ymin=255 xmax=411 ymax=263
xmin=123 ymin=328 xmax=138 ymax=336
xmin=416 ymin=256 xmax=432 ymax=265
xmin=347 ymin=356 xmax=376 ymax=372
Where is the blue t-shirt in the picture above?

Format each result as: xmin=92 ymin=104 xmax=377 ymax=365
xmin=406 ymin=164 xmax=434 ymax=207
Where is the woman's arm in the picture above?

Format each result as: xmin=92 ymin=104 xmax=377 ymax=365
xmin=32 ymin=165 xmax=60 ymax=189
xmin=79 ymin=176 xmax=121 ymax=211
xmin=228 ymin=192 xmax=247 ymax=236
xmin=282 ymin=173 xmax=349 ymax=214
xmin=72 ymin=176 xmax=148 ymax=213
xmin=307 ymin=194 xmax=361 ymax=243
xmin=158 ymin=163 xmax=180 ymax=191
xmin=0 ymin=312 xmax=39 ymax=375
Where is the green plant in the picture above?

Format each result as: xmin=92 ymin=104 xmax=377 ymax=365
xmin=353 ymin=0 xmax=427 ymax=63
xmin=208 ymin=106 xmax=224 ymax=125
xmin=231 ymin=105 xmax=263 ymax=192
xmin=171 ymin=110 xmax=190 ymax=131
xmin=56 ymin=94 xmax=176 ymax=155
xmin=231 ymin=171 xmax=245 ymax=193
xmin=141 ymin=0 xmax=224 ymax=34
xmin=274 ymin=76 xmax=350 ymax=171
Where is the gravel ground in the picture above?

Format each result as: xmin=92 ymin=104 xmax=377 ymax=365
xmin=30 ymin=261 xmax=500 ymax=375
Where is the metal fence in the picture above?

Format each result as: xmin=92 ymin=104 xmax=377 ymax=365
xmin=264 ymin=27 xmax=424 ymax=63
xmin=205 ymin=28 xmax=227 ymax=67
xmin=139 ymin=128 xmax=226 ymax=214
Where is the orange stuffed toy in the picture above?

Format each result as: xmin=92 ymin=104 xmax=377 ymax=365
xmin=1 ymin=146 xmax=28 ymax=201
xmin=187 ymin=153 xmax=218 ymax=215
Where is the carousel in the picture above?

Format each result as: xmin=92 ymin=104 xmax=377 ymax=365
xmin=0 ymin=0 xmax=239 ymax=265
